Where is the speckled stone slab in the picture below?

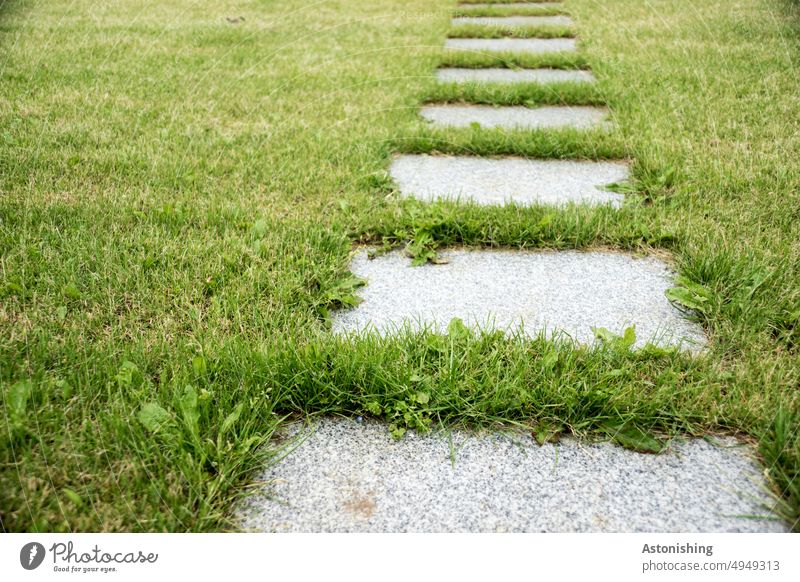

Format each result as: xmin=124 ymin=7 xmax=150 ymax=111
xmin=390 ymin=155 xmax=627 ymax=207
xmin=437 ymin=67 xmax=595 ymax=84
xmin=445 ymin=37 xmax=576 ymax=54
xmin=452 ymin=15 xmax=573 ymax=27
xmin=237 ymin=418 xmax=787 ymax=533
xmin=420 ymin=104 xmax=609 ymax=130
xmin=332 ymin=249 xmax=705 ymax=349
xmin=460 ymin=2 xmax=565 ymax=8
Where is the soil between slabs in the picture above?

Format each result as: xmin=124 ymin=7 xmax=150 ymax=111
xmin=436 ymin=67 xmax=596 ymax=84
xmin=444 ymin=37 xmax=576 ymax=54
xmin=236 ymin=418 xmax=787 ymax=533
xmin=332 ymin=248 xmax=705 ymax=349
xmin=420 ymin=104 xmax=609 ymax=129
xmin=390 ymin=154 xmax=628 ymax=207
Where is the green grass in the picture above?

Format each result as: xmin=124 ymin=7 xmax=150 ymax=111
xmin=440 ymin=48 xmax=587 ymax=69
xmin=2 ymin=0 xmax=800 ymax=532
xmin=448 ymin=23 xmax=574 ymax=39
xmin=425 ymin=79 xmax=603 ymax=106
xmin=393 ymin=125 xmax=628 ymax=159
xmin=453 ymin=6 xmax=568 ymax=18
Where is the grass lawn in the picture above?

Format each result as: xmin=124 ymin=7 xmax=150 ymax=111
xmin=1 ymin=0 xmax=799 ymax=532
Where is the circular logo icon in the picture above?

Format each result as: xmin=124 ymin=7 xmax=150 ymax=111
xmin=20 ymin=542 xmax=46 ymax=570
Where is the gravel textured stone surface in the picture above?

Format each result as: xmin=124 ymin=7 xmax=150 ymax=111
xmin=237 ymin=418 xmax=787 ymax=533
xmin=420 ymin=104 xmax=608 ymax=129
xmin=460 ymin=2 xmax=565 ymax=8
xmin=437 ymin=67 xmax=595 ymax=84
xmin=390 ymin=154 xmax=628 ymax=207
xmin=332 ymin=249 xmax=705 ymax=348
xmin=445 ymin=37 xmax=576 ymax=54
xmin=452 ymin=15 xmax=573 ymax=26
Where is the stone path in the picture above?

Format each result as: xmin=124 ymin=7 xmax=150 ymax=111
xmin=238 ymin=418 xmax=786 ymax=533
xmin=333 ymin=249 xmax=705 ymax=349
xmin=390 ymin=155 xmax=626 ymax=206
xmin=238 ymin=0 xmax=788 ymax=532
xmin=420 ymin=104 xmax=609 ymax=129
xmin=452 ymin=15 xmax=573 ymax=27
xmin=436 ymin=67 xmax=595 ymax=84
xmin=445 ymin=37 xmax=575 ymax=54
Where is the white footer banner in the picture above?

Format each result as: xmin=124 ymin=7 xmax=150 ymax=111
xmin=1 ymin=533 xmax=797 ymax=581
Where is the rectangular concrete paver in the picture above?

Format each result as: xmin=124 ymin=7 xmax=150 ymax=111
xmin=237 ymin=418 xmax=787 ymax=533
xmin=452 ymin=15 xmax=573 ymax=27
xmin=460 ymin=2 xmax=565 ymax=8
xmin=390 ymin=155 xmax=627 ymax=207
xmin=436 ymin=67 xmax=595 ymax=84
xmin=445 ymin=37 xmax=575 ymax=54
xmin=332 ymin=249 xmax=706 ymax=349
xmin=420 ymin=104 xmax=609 ymax=130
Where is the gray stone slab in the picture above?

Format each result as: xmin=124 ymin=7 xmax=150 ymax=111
xmin=420 ymin=104 xmax=609 ymax=130
xmin=452 ymin=15 xmax=573 ymax=27
xmin=445 ymin=37 xmax=576 ymax=54
xmin=461 ymin=2 xmax=565 ymax=8
xmin=332 ymin=249 xmax=706 ymax=349
xmin=390 ymin=155 xmax=627 ymax=207
xmin=237 ymin=418 xmax=787 ymax=533
xmin=437 ymin=67 xmax=595 ymax=84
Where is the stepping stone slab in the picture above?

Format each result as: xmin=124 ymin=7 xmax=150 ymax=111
xmin=445 ymin=37 xmax=575 ymax=54
xmin=237 ymin=418 xmax=787 ymax=533
xmin=461 ymin=2 xmax=564 ymax=8
xmin=332 ymin=249 xmax=706 ymax=349
xmin=437 ymin=67 xmax=595 ymax=84
xmin=420 ymin=104 xmax=609 ymax=130
xmin=452 ymin=15 xmax=573 ymax=27
xmin=390 ymin=155 xmax=628 ymax=207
